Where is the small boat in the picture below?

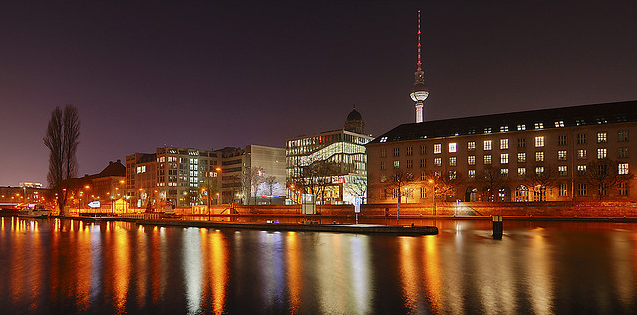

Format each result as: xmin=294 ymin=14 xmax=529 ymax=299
xmin=18 ymin=204 xmax=51 ymax=219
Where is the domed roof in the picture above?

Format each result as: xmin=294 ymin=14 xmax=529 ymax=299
xmin=347 ymin=108 xmax=362 ymax=121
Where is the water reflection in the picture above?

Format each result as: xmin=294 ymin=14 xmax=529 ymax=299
xmin=0 ymin=217 xmax=636 ymax=314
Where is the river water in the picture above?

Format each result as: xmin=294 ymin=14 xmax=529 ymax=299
xmin=1 ymin=217 xmax=636 ymax=314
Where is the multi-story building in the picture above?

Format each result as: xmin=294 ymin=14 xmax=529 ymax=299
xmin=367 ymin=100 xmax=637 ymax=203
xmin=286 ymin=108 xmax=373 ymax=204
xmin=126 ymin=147 xmax=218 ymax=208
xmin=89 ymin=160 xmax=126 ymax=202
xmin=125 ymin=145 xmax=286 ymax=208
xmin=218 ymin=145 xmax=286 ymax=205
xmin=0 ymin=182 xmax=47 ymax=209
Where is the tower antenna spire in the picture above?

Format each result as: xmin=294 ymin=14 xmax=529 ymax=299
xmin=410 ymin=9 xmax=429 ymax=123
xmin=417 ymin=9 xmax=422 ymax=71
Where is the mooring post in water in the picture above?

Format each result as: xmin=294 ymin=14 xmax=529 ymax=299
xmin=492 ymin=215 xmax=503 ymax=240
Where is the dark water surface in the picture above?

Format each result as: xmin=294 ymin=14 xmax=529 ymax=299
xmin=1 ymin=217 xmax=636 ymax=314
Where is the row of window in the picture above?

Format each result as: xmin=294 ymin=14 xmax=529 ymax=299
xmin=380 ymin=182 xmax=629 ymax=199
xmin=382 ymin=148 xmax=629 ymax=170
xmin=380 ymin=163 xmax=630 ymax=183
xmin=382 ymin=131 xmax=630 ymax=157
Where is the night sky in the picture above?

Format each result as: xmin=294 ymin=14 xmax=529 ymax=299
xmin=1 ymin=1 xmax=636 ymax=186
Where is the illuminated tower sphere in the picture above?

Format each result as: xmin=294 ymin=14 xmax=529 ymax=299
xmin=344 ymin=106 xmax=365 ymax=134
xmin=410 ymin=10 xmax=429 ymax=123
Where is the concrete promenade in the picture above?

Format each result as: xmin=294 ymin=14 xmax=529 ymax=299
xmin=135 ymin=220 xmax=439 ymax=235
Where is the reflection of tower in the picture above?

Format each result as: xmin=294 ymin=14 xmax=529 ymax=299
xmin=344 ymin=106 xmax=365 ymax=134
xmin=410 ymin=10 xmax=429 ymax=123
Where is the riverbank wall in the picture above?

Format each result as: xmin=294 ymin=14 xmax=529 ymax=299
xmin=179 ymin=201 xmax=637 ymax=218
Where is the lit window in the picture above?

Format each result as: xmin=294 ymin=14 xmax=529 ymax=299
xmin=558 ymin=150 xmax=567 ymax=161
xmin=535 ymin=136 xmax=544 ymax=147
xmin=467 ymin=141 xmax=476 ymax=151
xmin=421 ymin=173 xmax=426 ymax=181
xmin=449 ymin=171 xmax=457 ymax=180
xmin=449 ymin=157 xmax=457 ymax=166
xmin=393 ymin=160 xmax=400 ymax=168
xmin=501 ymin=168 xmax=509 ymax=177
xmin=501 ymin=153 xmax=509 ymax=164
xmin=434 ymin=158 xmax=441 ymax=166
xmin=449 ymin=143 xmax=457 ymax=153
xmin=484 ymin=140 xmax=492 ymax=151
xmin=380 ymin=137 xmax=388 ymax=143
xmin=597 ymin=132 xmax=607 ymax=143
xmin=534 ymin=122 xmax=544 ymax=129
xmin=468 ymin=170 xmax=476 ymax=178
xmin=577 ymin=149 xmax=587 ymax=159
xmin=559 ymin=184 xmax=568 ymax=196
xmin=535 ymin=151 xmax=544 ymax=162
xmin=535 ymin=166 xmax=544 ymax=174
xmin=517 ymin=124 xmax=526 ymax=131
xmin=597 ymin=148 xmax=607 ymax=159
xmin=618 ymin=163 xmax=629 ymax=175
xmin=554 ymin=120 xmax=565 ymax=127
xmin=517 ymin=152 xmax=526 ymax=163
xmin=434 ymin=144 xmax=442 ymax=154
xmin=517 ymin=167 xmax=526 ymax=177
xmin=558 ymin=165 xmax=567 ymax=176
xmin=468 ymin=155 xmax=476 ymax=166
xmin=484 ymin=127 xmax=492 ymax=134
xmin=500 ymin=126 xmax=509 ymax=132
xmin=500 ymin=139 xmax=509 ymax=150
xmin=484 ymin=155 xmax=492 ymax=165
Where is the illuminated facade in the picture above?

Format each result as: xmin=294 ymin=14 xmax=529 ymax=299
xmin=367 ymin=100 xmax=637 ymax=203
xmin=125 ymin=145 xmax=285 ymax=208
xmin=217 ymin=145 xmax=286 ymax=205
xmin=126 ymin=147 xmax=219 ymax=208
xmin=286 ymin=109 xmax=373 ymax=204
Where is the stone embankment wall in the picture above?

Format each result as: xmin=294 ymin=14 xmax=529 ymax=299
xmin=179 ymin=201 xmax=637 ymax=218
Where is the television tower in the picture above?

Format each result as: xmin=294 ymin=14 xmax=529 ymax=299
xmin=410 ymin=10 xmax=429 ymax=123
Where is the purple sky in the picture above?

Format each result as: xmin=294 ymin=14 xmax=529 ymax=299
xmin=1 ymin=1 xmax=636 ymax=186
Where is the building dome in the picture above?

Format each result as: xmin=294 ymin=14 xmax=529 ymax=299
xmin=347 ymin=108 xmax=363 ymax=121
xmin=344 ymin=107 xmax=365 ymax=134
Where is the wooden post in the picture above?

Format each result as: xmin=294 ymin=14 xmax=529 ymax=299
xmin=492 ymin=215 xmax=503 ymax=240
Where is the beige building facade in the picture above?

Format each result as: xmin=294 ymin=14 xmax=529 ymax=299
xmin=367 ymin=101 xmax=637 ymax=204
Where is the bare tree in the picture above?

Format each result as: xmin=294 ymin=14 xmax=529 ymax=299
xmin=264 ymin=175 xmax=277 ymax=204
xmin=384 ymin=167 xmax=414 ymax=223
xmin=289 ymin=160 xmax=340 ymax=204
xmin=477 ymin=165 xmax=509 ymax=202
xmin=525 ymin=164 xmax=559 ymax=201
xmin=424 ymin=170 xmax=463 ymax=201
xmin=578 ymin=158 xmax=633 ymax=200
xmin=43 ymin=105 xmax=80 ymax=215
xmin=240 ymin=167 xmax=265 ymax=205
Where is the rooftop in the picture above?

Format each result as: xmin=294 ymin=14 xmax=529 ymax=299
xmin=369 ymin=100 xmax=637 ymax=144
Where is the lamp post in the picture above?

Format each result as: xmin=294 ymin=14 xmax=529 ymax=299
xmin=428 ymin=179 xmax=436 ymax=217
